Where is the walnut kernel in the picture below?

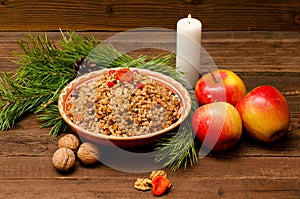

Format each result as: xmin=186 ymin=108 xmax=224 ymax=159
xmin=52 ymin=148 xmax=76 ymax=172
xmin=58 ymin=134 xmax=81 ymax=152
xmin=150 ymin=169 xmax=167 ymax=180
xmin=134 ymin=178 xmax=152 ymax=191
xmin=77 ymin=143 xmax=100 ymax=165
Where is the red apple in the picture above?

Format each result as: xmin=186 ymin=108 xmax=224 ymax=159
xmin=192 ymin=102 xmax=243 ymax=151
xmin=194 ymin=69 xmax=246 ymax=106
xmin=236 ymin=85 xmax=290 ymax=142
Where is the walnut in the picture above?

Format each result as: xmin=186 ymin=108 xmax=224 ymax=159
xmin=77 ymin=143 xmax=100 ymax=165
xmin=134 ymin=178 xmax=152 ymax=191
xmin=58 ymin=134 xmax=81 ymax=152
xmin=52 ymin=148 xmax=76 ymax=172
xmin=150 ymin=169 xmax=167 ymax=180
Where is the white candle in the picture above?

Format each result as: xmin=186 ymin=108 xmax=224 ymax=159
xmin=176 ymin=14 xmax=202 ymax=88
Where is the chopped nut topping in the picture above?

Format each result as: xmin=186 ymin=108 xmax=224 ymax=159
xmin=68 ymin=68 xmax=181 ymax=137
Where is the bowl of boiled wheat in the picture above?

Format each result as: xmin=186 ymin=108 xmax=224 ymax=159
xmin=58 ymin=67 xmax=191 ymax=148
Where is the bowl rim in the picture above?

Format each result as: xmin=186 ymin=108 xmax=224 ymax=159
xmin=58 ymin=67 xmax=191 ymax=141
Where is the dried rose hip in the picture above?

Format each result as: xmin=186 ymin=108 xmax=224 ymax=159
xmin=136 ymin=82 xmax=144 ymax=90
xmin=133 ymin=69 xmax=139 ymax=74
xmin=116 ymin=68 xmax=134 ymax=82
xmin=151 ymin=176 xmax=172 ymax=196
xmin=108 ymin=69 xmax=116 ymax=76
xmin=107 ymin=81 xmax=115 ymax=88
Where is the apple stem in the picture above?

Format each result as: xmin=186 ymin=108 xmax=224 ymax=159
xmin=208 ymin=67 xmax=220 ymax=83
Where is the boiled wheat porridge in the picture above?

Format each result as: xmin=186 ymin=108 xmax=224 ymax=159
xmin=66 ymin=68 xmax=182 ymax=137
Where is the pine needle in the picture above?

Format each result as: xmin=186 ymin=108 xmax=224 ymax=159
xmin=154 ymin=90 xmax=199 ymax=171
xmin=0 ymin=31 xmax=198 ymax=171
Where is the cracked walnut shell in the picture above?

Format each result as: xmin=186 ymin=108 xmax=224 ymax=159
xmin=77 ymin=143 xmax=100 ymax=165
xmin=58 ymin=134 xmax=81 ymax=152
xmin=52 ymin=148 xmax=76 ymax=172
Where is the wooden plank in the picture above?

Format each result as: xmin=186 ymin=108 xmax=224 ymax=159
xmin=1 ymin=156 xmax=300 ymax=179
xmin=0 ymin=178 xmax=299 ymax=198
xmin=0 ymin=0 xmax=299 ymax=31
xmin=0 ymin=30 xmax=299 ymax=198
xmin=0 ymin=111 xmax=299 ymax=158
xmin=1 ymin=31 xmax=300 ymax=43
xmin=0 ymin=31 xmax=300 ymax=73
xmin=0 ymin=157 xmax=299 ymax=198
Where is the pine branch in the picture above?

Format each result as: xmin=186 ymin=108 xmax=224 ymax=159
xmin=59 ymin=31 xmax=100 ymax=61
xmin=0 ymin=73 xmax=53 ymax=130
xmin=36 ymin=104 xmax=70 ymax=137
xmin=154 ymin=90 xmax=199 ymax=171
xmin=136 ymin=53 xmax=185 ymax=84
xmin=0 ymin=32 xmax=87 ymax=134
xmin=0 ymin=31 xmax=199 ymax=171
xmin=155 ymin=124 xmax=198 ymax=171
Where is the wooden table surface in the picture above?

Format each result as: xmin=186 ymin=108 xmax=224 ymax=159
xmin=0 ymin=31 xmax=299 ymax=198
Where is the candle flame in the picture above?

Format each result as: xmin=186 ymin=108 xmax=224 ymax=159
xmin=187 ymin=14 xmax=192 ymax=24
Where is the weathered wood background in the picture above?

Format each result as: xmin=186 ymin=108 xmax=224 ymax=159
xmin=0 ymin=1 xmax=300 ymax=198
xmin=0 ymin=30 xmax=300 ymax=197
xmin=0 ymin=0 xmax=299 ymax=31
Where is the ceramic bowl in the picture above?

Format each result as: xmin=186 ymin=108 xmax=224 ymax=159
xmin=58 ymin=68 xmax=191 ymax=148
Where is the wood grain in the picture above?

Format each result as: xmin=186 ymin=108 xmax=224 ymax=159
xmin=0 ymin=31 xmax=299 ymax=198
xmin=1 ymin=179 xmax=298 ymax=198
xmin=0 ymin=156 xmax=299 ymax=198
xmin=0 ymin=0 xmax=299 ymax=31
xmin=0 ymin=31 xmax=300 ymax=73
xmin=0 ymin=112 xmax=299 ymax=158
